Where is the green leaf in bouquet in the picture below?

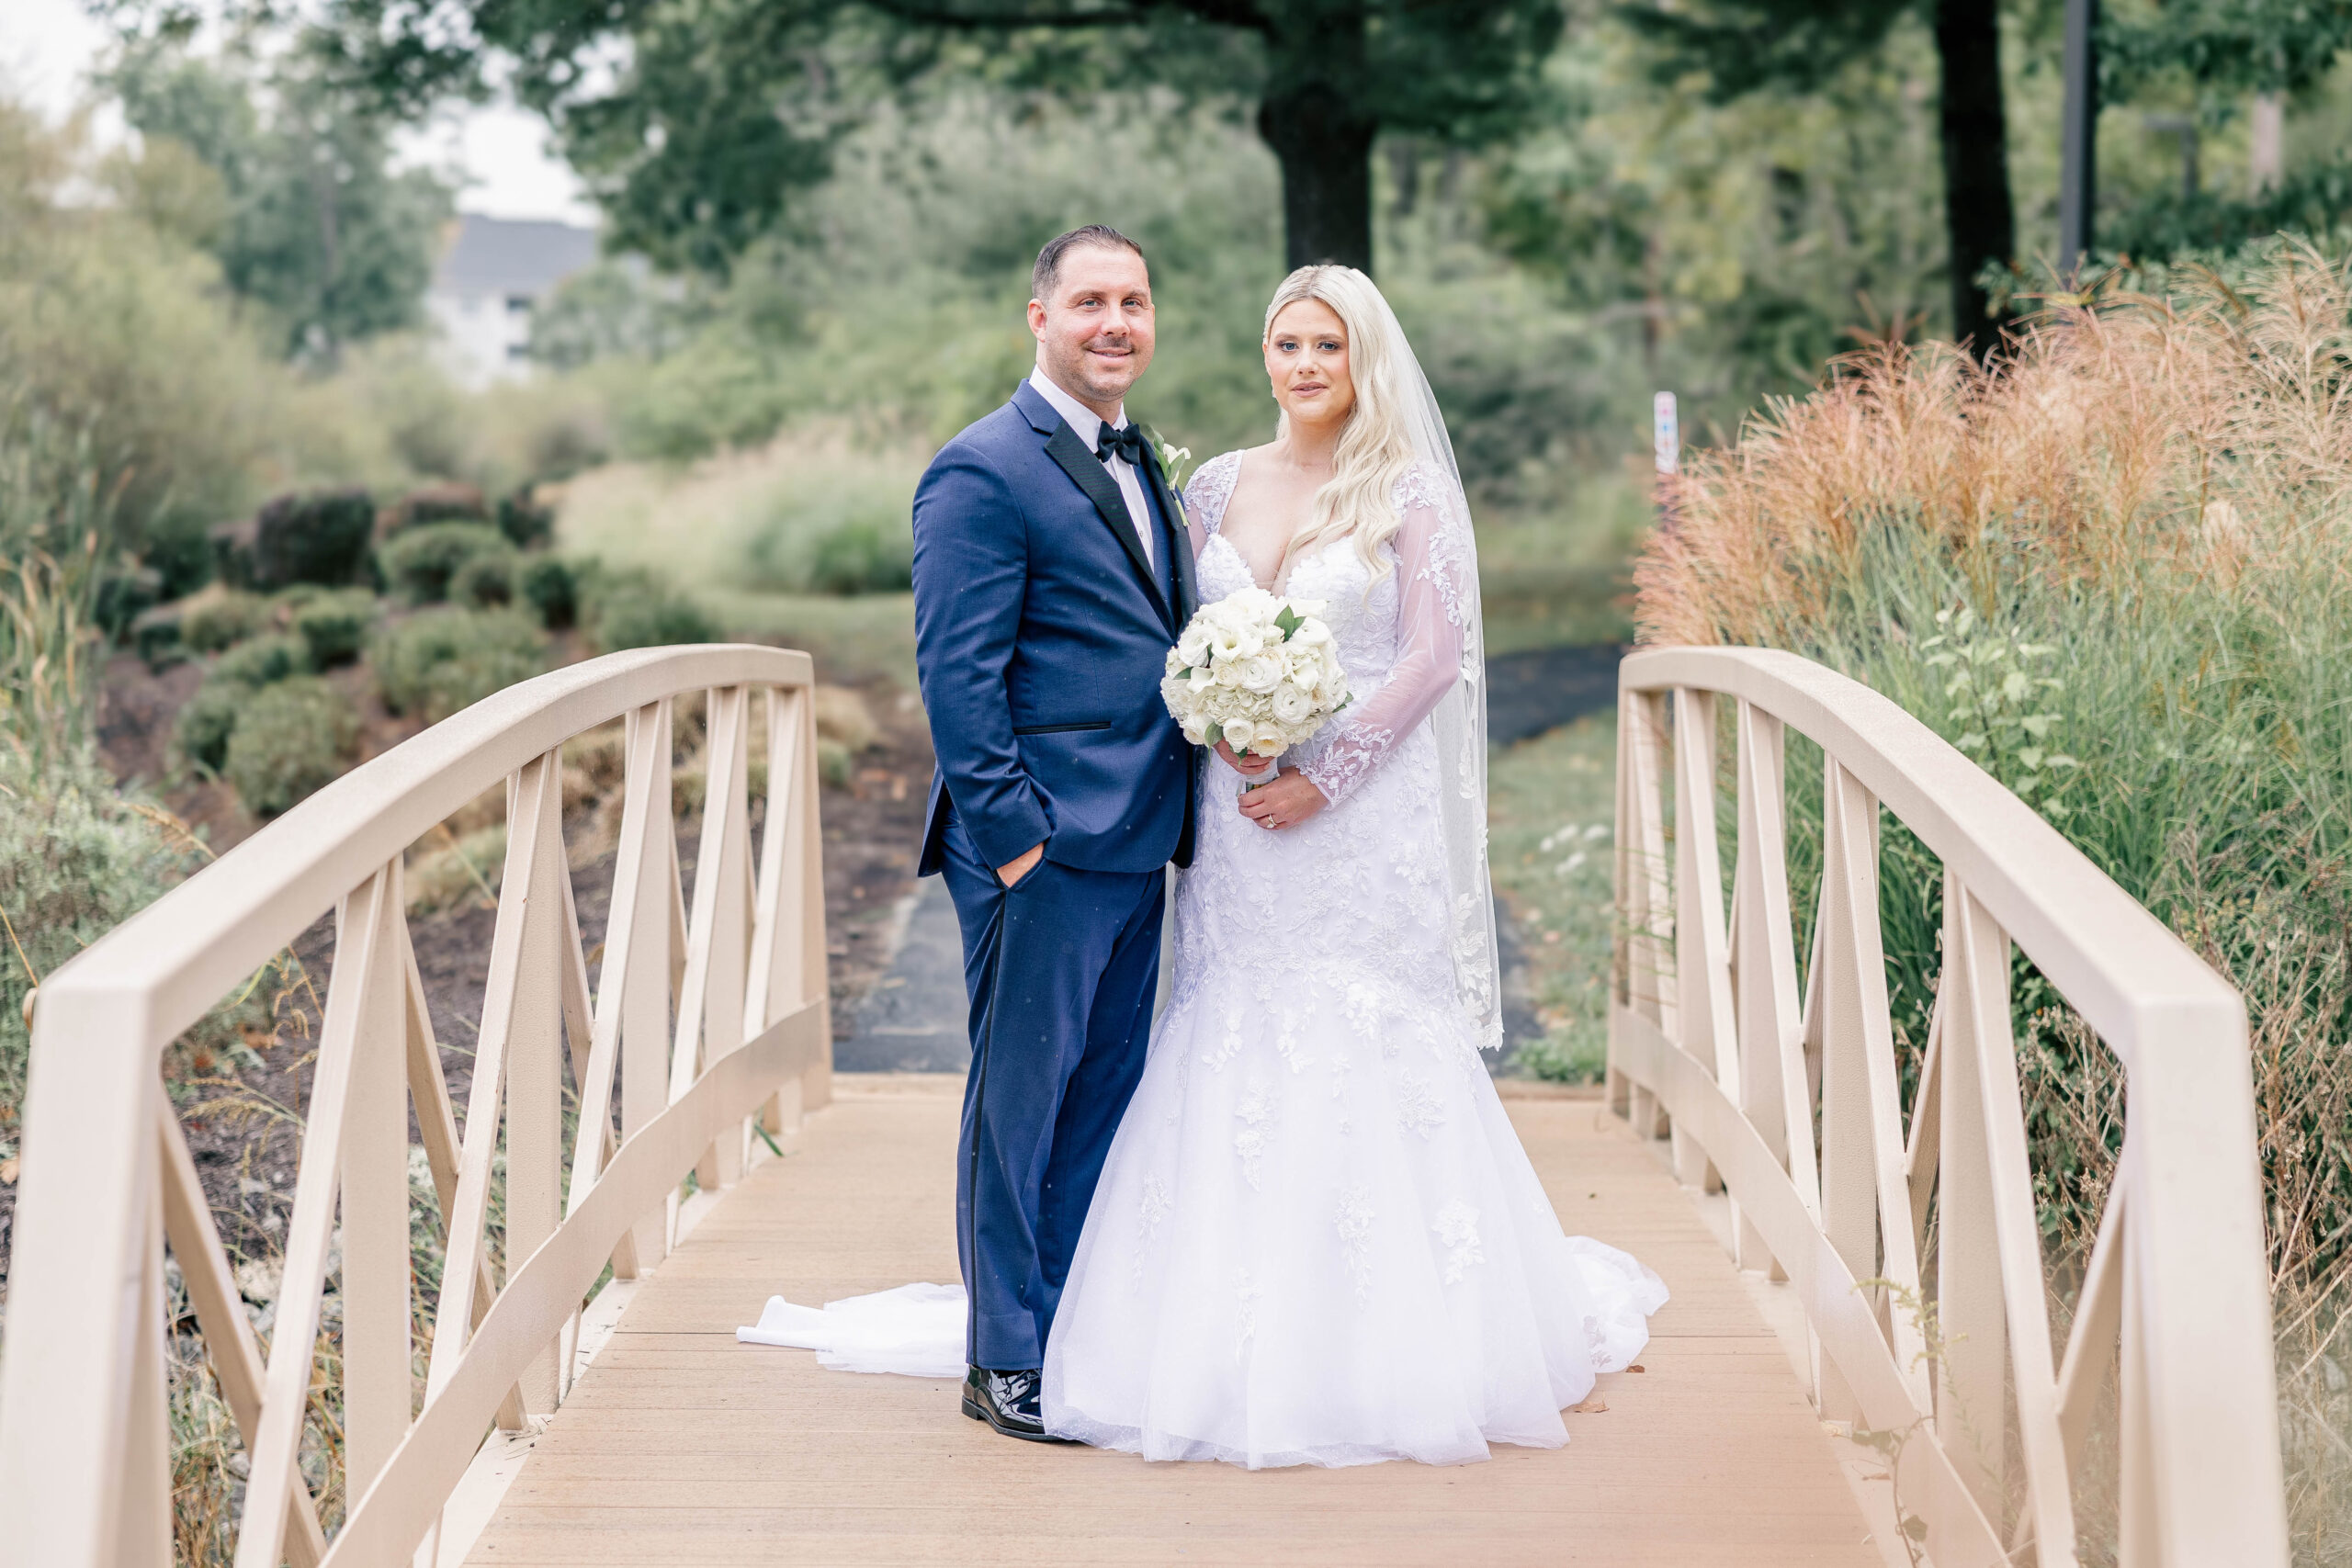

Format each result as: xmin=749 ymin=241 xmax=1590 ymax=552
xmin=1274 ymin=606 xmax=1303 ymax=637
xmin=1203 ymin=720 xmax=1222 ymax=747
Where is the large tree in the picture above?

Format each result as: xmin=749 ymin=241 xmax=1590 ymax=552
xmin=1623 ymin=0 xmax=2014 ymax=356
xmin=105 ymin=40 xmax=452 ymax=361
xmin=198 ymin=0 xmax=1563 ymax=276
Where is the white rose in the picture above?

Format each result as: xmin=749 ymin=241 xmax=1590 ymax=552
xmin=1292 ymin=617 xmax=1332 ymax=648
xmin=1182 ymin=714 xmax=1211 ymax=745
xmin=1283 ymin=647 xmax=1320 ymax=686
xmin=1160 ymin=675 xmax=1190 ymax=712
xmin=1238 ymin=653 xmax=1283 ymax=694
xmin=1222 ymin=718 xmax=1261 ymax=753
xmin=1214 ymin=660 xmax=1245 ymax=687
xmin=1176 ymin=626 xmax=1210 ymax=666
xmin=1271 ymin=683 xmax=1314 ymax=725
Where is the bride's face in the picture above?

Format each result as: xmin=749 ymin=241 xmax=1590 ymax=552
xmin=1264 ymin=299 xmax=1355 ymax=434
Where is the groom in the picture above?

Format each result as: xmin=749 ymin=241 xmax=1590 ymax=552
xmin=910 ymin=225 xmax=1199 ymax=1441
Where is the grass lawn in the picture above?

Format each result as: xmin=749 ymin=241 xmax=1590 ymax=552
xmin=1486 ymin=710 xmax=1618 ymax=1081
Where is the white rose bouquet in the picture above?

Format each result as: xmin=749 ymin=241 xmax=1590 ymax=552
xmin=1160 ymin=586 xmax=1349 ymax=788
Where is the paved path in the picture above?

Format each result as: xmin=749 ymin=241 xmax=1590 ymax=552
xmin=465 ymin=1077 xmax=1880 ymax=1566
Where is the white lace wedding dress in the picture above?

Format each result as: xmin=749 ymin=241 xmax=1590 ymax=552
xmin=1038 ymin=450 xmax=1667 ymax=1469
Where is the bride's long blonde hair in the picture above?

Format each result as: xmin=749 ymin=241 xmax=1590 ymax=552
xmin=1264 ymin=265 xmax=1419 ymax=584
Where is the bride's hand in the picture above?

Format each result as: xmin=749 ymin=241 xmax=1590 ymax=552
xmin=1237 ymin=768 xmax=1329 ymax=832
xmin=1214 ymin=739 xmax=1274 ymax=778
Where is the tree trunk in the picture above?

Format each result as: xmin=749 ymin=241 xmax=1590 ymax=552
xmin=1259 ymin=89 xmax=1377 ymax=273
xmin=1935 ymin=0 xmax=2017 ymax=358
xmin=1256 ymin=0 xmax=1377 ymax=274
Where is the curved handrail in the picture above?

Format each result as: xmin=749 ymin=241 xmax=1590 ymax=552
xmin=1608 ymin=646 xmax=2284 ymax=1567
xmin=0 ymin=645 xmax=831 ymax=1568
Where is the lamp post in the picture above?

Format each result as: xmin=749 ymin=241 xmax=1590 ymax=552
xmin=2059 ymin=0 xmax=2098 ymax=274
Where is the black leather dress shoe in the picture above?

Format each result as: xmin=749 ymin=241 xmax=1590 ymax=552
xmin=962 ymin=1365 xmax=1075 ymax=1443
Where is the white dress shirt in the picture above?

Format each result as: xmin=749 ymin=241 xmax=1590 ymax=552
xmin=1028 ymin=369 xmax=1154 ymax=569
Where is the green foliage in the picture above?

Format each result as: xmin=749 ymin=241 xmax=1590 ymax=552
xmin=1484 ymin=713 xmax=1619 ymax=1082
xmin=174 ymin=681 xmax=243 ymax=774
xmin=106 ymin=41 xmax=453 ymax=361
xmin=2106 ymin=156 xmax=2352 ymax=266
xmin=519 ymin=556 xmax=579 ymax=630
xmin=288 ymin=588 xmax=377 ymax=667
xmin=378 ymin=522 xmax=509 ymax=604
xmin=372 ymin=606 xmax=548 ymax=723
xmin=222 ymin=675 xmax=358 ymax=816
xmin=180 ymin=588 xmax=274 ymax=652
xmin=209 ymin=631 xmax=311 ymax=690
xmin=450 ymin=547 xmax=518 ymax=608
xmin=581 ymin=563 xmax=719 ymax=652
xmin=250 ymin=488 xmax=376 ymax=589
xmin=494 ymin=492 xmax=555 ymax=549
xmin=0 ymin=748 xmax=196 ymax=1129
xmin=310 ymin=0 xmax=1560 ymax=274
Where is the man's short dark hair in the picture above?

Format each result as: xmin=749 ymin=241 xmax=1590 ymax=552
xmin=1032 ymin=224 xmax=1146 ymax=303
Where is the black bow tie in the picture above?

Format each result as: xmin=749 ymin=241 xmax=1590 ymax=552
xmin=1096 ymin=423 xmax=1149 ymax=467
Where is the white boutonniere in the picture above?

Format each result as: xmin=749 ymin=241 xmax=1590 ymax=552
xmin=1141 ymin=423 xmax=1193 ymax=494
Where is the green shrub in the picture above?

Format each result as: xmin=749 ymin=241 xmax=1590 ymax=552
xmin=385 ymin=484 xmax=488 ymax=532
xmin=173 ymin=681 xmax=243 ymax=774
xmin=495 ymin=491 xmax=555 ymax=549
xmin=807 ymin=519 xmax=914 ymax=594
xmin=289 ymin=589 xmax=377 ymax=668
xmin=450 ymin=546 xmax=520 ymax=608
xmin=180 ymin=589 xmax=273 ymax=653
xmin=520 ymin=556 xmax=579 ymax=629
xmin=209 ymin=632 xmax=310 ymax=689
xmin=582 ymin=562 xmax=718 ymax=652
xmin=0 ymin=750 xmax=196 ymax=1122
xmin=94 ymin=564 xmax=164 ymax=639
xmin=373 ymin=606 xmax=548 ymax=723
xmin=222 ymin=676 xmax=359 ymax=817
xmin=250 ymin=489 xmax=375 ymax=589
xmin=378 ymin=522 xmax=508 ymax=604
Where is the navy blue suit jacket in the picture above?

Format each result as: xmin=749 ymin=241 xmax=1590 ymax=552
xmin=912 ymin=380 xmax=1200 ymax=878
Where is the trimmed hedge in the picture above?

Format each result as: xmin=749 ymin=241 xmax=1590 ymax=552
xmin=223 ymin=677 xmax=360 ymax=816
xmin=373 ymin=607 xmax=548 ymax=723
xmin=451 ymin=547 xmax=520 ymax=608
xmin=254 ymin=489 xmax=375 ymax=588
xmin=379 ymin=523 xmax=510 ymax=605
xmin=181 ymin=589 xmax=273 ymax=653
xmin=209 ymin=632 xmax=311 ymax=689
xmin=174 ymin=682 xmax=243 ymax=774
xmin=521 ymin=556 xmax=579 ymax=629
xmin=289 ymin=589 xmax=378 ymax=668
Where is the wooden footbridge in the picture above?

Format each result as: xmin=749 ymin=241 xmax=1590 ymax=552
xmin=0 ymin=646 xmax=2290 ymax=1566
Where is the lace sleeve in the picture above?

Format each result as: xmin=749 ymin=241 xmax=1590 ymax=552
xmin=1297 ymin=469 xmax=1476 ymax=806
xmin=1182 ymin=449 xmax=1244 ymax=558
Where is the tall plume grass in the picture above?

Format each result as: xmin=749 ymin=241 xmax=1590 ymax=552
xmin=1636 ymin=236 xmax=2352 ymax=1563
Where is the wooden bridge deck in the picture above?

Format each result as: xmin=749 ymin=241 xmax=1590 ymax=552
xmin=464 ymin=1077 xmax=1883 ymax=1567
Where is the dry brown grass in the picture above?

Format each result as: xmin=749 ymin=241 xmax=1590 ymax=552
xmin=1636 ymin=237 xmax=2352 ymax=1563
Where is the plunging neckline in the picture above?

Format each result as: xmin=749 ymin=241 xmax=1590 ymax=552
xmin=1209 ymin=449 xmax=1323 ymax=595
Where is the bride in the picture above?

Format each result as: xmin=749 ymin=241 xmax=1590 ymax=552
xmin=741 ymin=264 xmax=1665 ymax=1470
xmin=1038 ymin=265 xmax=1666 ymax=1468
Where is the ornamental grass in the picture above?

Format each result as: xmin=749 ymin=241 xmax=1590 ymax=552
xmin=1635 ymin=236 xmax=2352 ymax=1563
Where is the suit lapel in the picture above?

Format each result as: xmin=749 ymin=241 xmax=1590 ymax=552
xmin=1042 ymin=420 xmax=1173 ymax=629
xmin=1143 ymin=456 xmax=1196 ymax=626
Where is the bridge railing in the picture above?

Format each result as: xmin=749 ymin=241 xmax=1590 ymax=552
xmin=1608 ymin=646 xmax=2285 ymax=1568
xmin=0 ymin=645 xmax=831 ymax=1568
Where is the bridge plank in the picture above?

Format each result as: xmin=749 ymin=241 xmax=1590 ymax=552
xmin=464 ymin=1082 xmax=1880 ymax=1566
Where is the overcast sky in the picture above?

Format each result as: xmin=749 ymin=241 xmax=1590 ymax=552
xmin=0 ymin=0 xmax=600 ymax=226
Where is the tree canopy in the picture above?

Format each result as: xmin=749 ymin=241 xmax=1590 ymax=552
xmin=119 ymin=0 xmax=1563 ymax=276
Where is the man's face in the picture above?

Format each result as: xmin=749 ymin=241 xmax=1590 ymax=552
xmin=1028 ymin=244 xmax=1155 ymax=415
